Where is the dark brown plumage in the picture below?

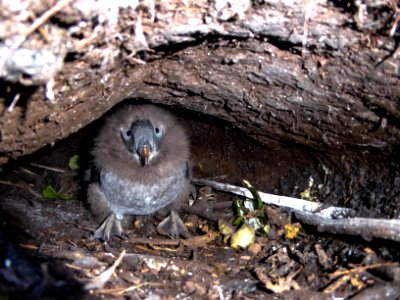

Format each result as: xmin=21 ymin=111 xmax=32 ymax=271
xmin=87 ymin=104 xmax=191 ymax=241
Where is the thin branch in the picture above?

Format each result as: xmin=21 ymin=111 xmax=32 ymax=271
xmin=0 ymin=179 xmax=42 ymax=198
xmin=179 ymin=203 xmax=222 ymax=222
xmin=29 ymin=163 xmax=65 ymax=173
xmin=127 ymin=231 xmax=219 ymax=247
xmin=92 ymin=282 xmax=163 ymax=296
xmin=329 ymin=262 xmax=399 ymax=279
xmin=192 ymin=178 xmax=355 ymax=218
xmin=7 ymin=93 xmax=21 ymax=112
xmin=295 ymin=211 xmax=400 ymax=243
xmin=11 ymin=0 xmax=74 ymax=50
xmin=84 ymin=250 xmax=126 ymax=290
xmin=193 ymin=178 xmax=400 ymax=243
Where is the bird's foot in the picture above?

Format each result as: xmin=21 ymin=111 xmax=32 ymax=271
xmin=157 ymin=210 xmax=190 ymax=239
xmin=94 ymin=214 xmax=125 ymax=241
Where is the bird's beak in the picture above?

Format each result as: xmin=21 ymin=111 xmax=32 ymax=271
xmin=138 ymin=144 xmax=150 ymax=166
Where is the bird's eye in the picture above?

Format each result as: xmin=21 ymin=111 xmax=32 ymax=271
xmin=126 ymin=130 xmax=131 ymax=137
xmin=154 ymin=127 xmax=160 ymax=135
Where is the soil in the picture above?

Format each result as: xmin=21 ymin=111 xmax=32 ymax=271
xmin=1 ymin=104 xmax=400 ymax=299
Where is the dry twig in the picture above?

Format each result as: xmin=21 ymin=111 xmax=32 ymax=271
xmin=194 ymin=179 xmax=400 ymax=243
xmin=84 ymin=250 xmax=126 ymax=290
xmin=11 ymin=0 xmax=74 ymax=50
xmin=0 ymin=179 xmax=41 ymax=198
xmin=193 ymin=178 xmax=355 ymax=217
xmin=127 ymin=231 xmax=219 ymax=248
xmin=29 ymin=163 xmax=65 ymax=173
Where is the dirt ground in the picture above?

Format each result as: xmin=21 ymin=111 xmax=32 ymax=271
xmin=1 ymin=103 xmax=400 ymax=299
xmin=1 ymin=0 xmax=400 ymax=298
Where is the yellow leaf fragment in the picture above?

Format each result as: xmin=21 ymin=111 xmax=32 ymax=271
xmin=284 ymin=223 xmax=301 ymax=239
xmin=230 ymin=224 xmax=255 ymax=250
xmin=300 ymin=188 xmax=312 ymax=200
xmin=218 ymin=219 xmax=234 ymax=236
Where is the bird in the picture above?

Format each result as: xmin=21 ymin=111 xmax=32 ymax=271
xmin=87 ymin=104 xmax=191 ymax=241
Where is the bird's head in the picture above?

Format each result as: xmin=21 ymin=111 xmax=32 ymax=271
xmin=120 ymin=119 xmax=164 ymax=166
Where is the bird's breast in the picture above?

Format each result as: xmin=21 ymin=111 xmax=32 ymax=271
xmin=100 ymin=167 xmax=187 ymax=217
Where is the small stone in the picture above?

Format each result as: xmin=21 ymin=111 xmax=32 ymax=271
xmin=248 ymin=243 xmax=262 ymax=256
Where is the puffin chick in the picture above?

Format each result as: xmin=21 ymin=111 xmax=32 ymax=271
xmin=87 ymin=104 xmax=191 ymax=241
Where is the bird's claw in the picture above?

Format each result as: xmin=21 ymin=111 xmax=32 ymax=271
xmin=94 ymin=214 xmax=125 ymax=241
xmin=157 ymin=210 xmax=190 ymax=239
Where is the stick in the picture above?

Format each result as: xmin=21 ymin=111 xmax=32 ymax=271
xmin=84 ymin=250 xmax=126 ymax=290
xmin=11 ymin=0 xmax=74 ymax=50
xmin=29 ymin=163 xmax=65 ymax=173
xmin=295 ymin=211 xmax=400 ymax=243
xmin=192 ymin=178 xmax=355 ymax=218
xmin=193 ymin=178 xmax=400 ymax=243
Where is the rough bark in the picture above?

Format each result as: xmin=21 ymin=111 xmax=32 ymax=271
xmin=0 ymin=0 xmax=399 ymax=164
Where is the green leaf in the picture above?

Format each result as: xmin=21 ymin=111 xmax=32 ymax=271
xmin=243 ymin=179 xmax=263 ymax=210
xmin=42 ymin=185 xmax=71 ymax=200
xmin=234 ymin=199 xmax=244 ymax=217
xmin=261 ymin=224 xmax=270 ymax=235
xmin=68 ymin=155 xmax=80 ymax=171
xmin=232 ymin=216 xmax=245 ymax=226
